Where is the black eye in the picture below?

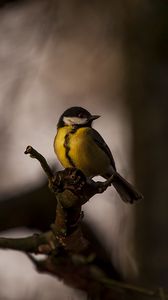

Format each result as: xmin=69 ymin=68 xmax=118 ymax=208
xmin=78 ymin=113 xmax=83 ymax=118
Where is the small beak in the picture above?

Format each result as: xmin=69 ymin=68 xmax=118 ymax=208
xmin=89 ymin=115 xmax=100 ymax=121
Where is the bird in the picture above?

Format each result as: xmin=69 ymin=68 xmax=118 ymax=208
xmin=54 ymin=106 xmax=143 ymax=203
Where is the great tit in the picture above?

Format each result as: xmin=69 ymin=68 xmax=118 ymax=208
xmin=54 ymin=106 xmax=143 ymax=203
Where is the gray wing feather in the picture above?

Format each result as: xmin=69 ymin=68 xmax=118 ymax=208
xmin=89 ymin=129 xmax=143 ymax=203
xmin=90 ymin=128 xmax=116 ymax=171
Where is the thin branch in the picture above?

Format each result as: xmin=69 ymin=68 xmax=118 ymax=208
xmin=99 ymin=277 xmax=157 ymax=297
xmin=25 ymin=145 xmax=53 ymax=180
xmin=0 ymin=231 xmax=58 ymax=254
xmin=1 ymin=145 xmax=165 ymax=299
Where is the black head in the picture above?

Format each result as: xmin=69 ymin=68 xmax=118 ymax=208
xmin=57 ymin=106 xmax=100 ymax=128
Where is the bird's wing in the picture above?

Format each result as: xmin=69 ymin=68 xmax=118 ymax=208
xmin=89 ymin=128 xmax=116 ymax=171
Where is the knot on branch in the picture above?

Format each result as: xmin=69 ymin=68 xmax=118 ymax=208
xmin=0 ymin=146 xmax=165 ymax=299
xmin=25 ymin=145 xmax=114 ymax=210
xmin=23 ymin=146 xmax=114 ymax=254
xmin=49 ymin=168 xmax=86 ymax=197
xmin=50 ymin=167 xmax=114 ymax=207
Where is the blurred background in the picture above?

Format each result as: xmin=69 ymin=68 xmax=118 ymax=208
xmin=0 ymin=0 xmax=167 ymax=299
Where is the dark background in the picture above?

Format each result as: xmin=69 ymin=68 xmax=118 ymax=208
xmin=0 ymin=0 xmax=167 ymax=299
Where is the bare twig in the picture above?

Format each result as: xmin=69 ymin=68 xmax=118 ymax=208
xmin=25 ymin=145 xmax=53 ymax=180
xmin=99 ymin=277 xmax=156 ymax=297
xmin=0 ymin=145 xmax=165 ymax=299
xmin=0 ymin=231 xmax=58 ymax=254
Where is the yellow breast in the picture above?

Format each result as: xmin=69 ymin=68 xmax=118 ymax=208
xmin=54 ymin=126 xmax=110 ymax=177
xmin=54 ymin=126 xmax=73 ymax=168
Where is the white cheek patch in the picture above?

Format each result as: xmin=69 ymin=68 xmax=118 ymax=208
xmin=63 ymin=116 xmax=88 ymax=125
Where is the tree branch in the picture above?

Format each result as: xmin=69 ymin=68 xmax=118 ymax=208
xmin=0 ymin=231 xmax=56 ymax=254
xmin=25 ymin=146 xmax=53 ymax=180
xmin=1 ymin=146 xmax=165 ymax=299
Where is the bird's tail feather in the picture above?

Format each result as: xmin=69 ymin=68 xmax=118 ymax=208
xmin=110 ymin=172 xmax=143 ymax=203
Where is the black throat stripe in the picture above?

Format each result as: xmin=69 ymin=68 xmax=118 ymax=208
xmin=64 ymin=126 xmax=78 ymax=167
